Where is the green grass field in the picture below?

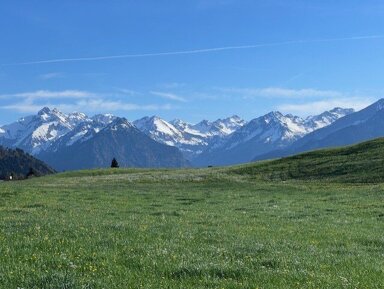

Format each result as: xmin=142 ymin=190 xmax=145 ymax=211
xmin=1 ymin=139 xmax=384 ymax=288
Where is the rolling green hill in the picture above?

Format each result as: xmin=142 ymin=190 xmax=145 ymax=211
xmin=1 ymin=139 xmax=384 ymax=288
xmin=232 ymin=137 xmax=384 ymax=183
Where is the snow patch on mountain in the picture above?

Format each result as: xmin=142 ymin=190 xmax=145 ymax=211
xmin=0 ymin=106 xmax=354 ymax=165
xmin=92 ymin=114 xmax=116 ymax=125
xmin=305 ymin=108 xmax=354 ymax=130
xmin=0 ymin=107 xmax=120 ymax=154
xmin=134 ymin=115 xmax=246 ymax=159
xmin=192 ymin=107 xmax=355 ymax=166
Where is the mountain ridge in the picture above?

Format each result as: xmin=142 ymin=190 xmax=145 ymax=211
xmin=253 ymin=98 xmax=384 ymax=161
xmin=192 ymin=107 xmax=353 ymax=166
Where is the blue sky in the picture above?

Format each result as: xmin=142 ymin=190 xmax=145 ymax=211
xmin=1 ymin=0 xmax=384 ymax=124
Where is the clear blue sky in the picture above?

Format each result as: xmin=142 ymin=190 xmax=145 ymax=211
xmin=1 ymin=0 xmax=384 ymax=124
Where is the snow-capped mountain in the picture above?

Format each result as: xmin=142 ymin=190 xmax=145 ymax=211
xmin=133 ymin=116 xmax=183 ymax=147
xmin=255 ymin=99 xmax=384 ymax=161
xmin=44 ymin=119 xmax=113 ymax=153
xmin=0 ymin=107 xmax=89 ymax=154
xmin=91 ymin=114 xmax=117 ymax=125
xmin=0 ymin=108 xmax=191 ymax=170
xmin=192 ymin=108 xmax=354 ymax=166
xmin=38 ymin=117 xmax=189 ymax=171
xmin=0 ymin=105 xmax=355 ymax=170
xmin=304 ymin=108 xmax=355 ymax=130
xmin=133 ymin=115 xmax=246 ymax=159
xmin=0 ymin=107 xmax=121 ymax=155
xmin=191 ymin=115 xmax=246 ymax=137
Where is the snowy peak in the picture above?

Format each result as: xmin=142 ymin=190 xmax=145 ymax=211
xmin=329 ymin=107 xmax=355 ymax=116
xmin=0 ymin=108 xmax=79 ymax=154
xmin=37 ymin=107 xmax=52 ymax=116
xmin=211 ymin=115 xmax=246 ymax=135
xmin=133 ymin=115 xmax=246 ymax=159
xmin=133 ymin=116 xmax=186 ymax=148
xmin=0 ymin=108 xmax=120 ymax=155
xmin=168 ymin=115 xmax=245 ymax=138
xmin=133 ymin=116 xmax=182 ymax=139
xmin=191 ymin=116 xmax=246 ymax=137
xmin=92 ymin=114 xmax=117 ymax=125
xmin=230 ymin=112 xmax=307 ymax=147
xmin=107 ymin=117 xmax=134 ymax=131
xmin=67 ymin=112 xmax=89 ymax=126
xmin=36 ymin=107 xmax=89 ymax=127
xmin=37 ymin=107 xmax=70 ymax=124
xmin=192 ymin=120 xmax=212 ymax=133
xmin=305 ymin=107 xmax=354 ymax=130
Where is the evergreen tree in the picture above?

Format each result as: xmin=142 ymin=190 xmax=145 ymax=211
xmin=27 ymin=167 xmax=35 ymax=178
xmin=111 ymin=158 xmax=119 ymax=168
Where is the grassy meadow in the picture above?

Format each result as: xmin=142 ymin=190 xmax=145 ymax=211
xmin=1 ymin=139 xmax=384 ymax=288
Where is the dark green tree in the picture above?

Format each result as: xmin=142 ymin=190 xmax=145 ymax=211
xmin=26 ymin=167 xmax=35 ymax=178
xmin=111 ymin=158 xmax=119 ymax=168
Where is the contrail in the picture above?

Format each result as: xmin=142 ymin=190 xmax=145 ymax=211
xmin=3 ymin=35 xmax=384 ymax=66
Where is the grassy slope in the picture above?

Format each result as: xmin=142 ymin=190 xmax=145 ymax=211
xmin=1 ymin=139 xmax=384 ymax=288
xmin=232 ymin=137 xmax=384 ymax=183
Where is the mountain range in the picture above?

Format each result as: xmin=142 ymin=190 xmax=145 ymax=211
xmin=133 ymin=115 xmax=245 ymax=159
xmin=2 ymin=100 xmax=384 ymax=171
xmin=192 ymin=108 xmax=354 ymax=166
xmin=0 ymin=108 xmax=188 ymax=171
xmin=254 ymin=99 xmax=384 ymax=161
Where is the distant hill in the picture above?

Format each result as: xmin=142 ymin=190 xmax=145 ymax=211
xmin=0 ymin=146 xmax=55 ymax=180
xmin=39 ymin=118 xmax=190 ymax=171
xmin=232 ymin=137 xmax=384 ymax=183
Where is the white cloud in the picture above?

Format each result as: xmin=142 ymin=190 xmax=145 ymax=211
xmin=0 ymin=90 xmax=95 ymax=100
xmin=160 ymin=82 xmax=186 ymax=89
xmin=74 ymin=99 xmax=174 ymax=112
xmin=278 ymin=98 xmax=374 ymax=116
xmin=0 ymin=98 xmax=174 ymax=114
xmin=150 ymin=91 xmax=187 ymax=102
xmin=1 ymin=103 xmax=50 ymax=113
xmin=0 ymin=89 xmax=175 ymax=114
xmin=114 ymin=88 xmax=140 ymax=96
xmin=39 ymin=72 xmax=63 ymax=80
xmin=218 ymin=87 xmax=344 ymax=99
